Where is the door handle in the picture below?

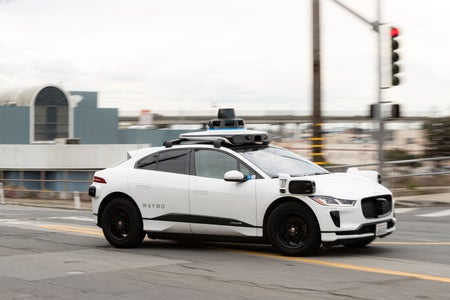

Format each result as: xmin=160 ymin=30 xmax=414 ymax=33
xmin=193 ymin=190 xmax=208 ymax=195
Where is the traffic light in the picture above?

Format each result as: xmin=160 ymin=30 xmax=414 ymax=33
xmin=391 ymin=103 xmax=400 ymax=118
xmin=369 ymin=103 xmax=401 ymax=119
xmin=381 ymin=25 xmax=401 ymax=88
xmin=390 ymin=27 xmax=400 ymax=86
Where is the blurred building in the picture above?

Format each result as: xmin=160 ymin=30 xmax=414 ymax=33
xmin=0 ymin=84 xmax=189 ymax=195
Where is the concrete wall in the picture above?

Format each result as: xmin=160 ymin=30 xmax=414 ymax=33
xmin=0 ymin=144 xmax=147 ymax=169
xmin=0 ymin=106 xmax=30 ymax=144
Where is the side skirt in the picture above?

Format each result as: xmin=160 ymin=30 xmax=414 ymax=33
xmin=146 ymin=231 xmax=268 ymax=244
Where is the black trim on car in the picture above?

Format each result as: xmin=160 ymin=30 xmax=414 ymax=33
xmin=145 ymin=213 xmax=262 ymax=228
xmin=88 ymin=186 xmax=96 ymax=197
xmin=321 ymin=219 xmax=395 ymax=235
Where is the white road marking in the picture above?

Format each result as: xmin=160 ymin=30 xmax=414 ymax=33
xmin=417 ymin=209 xmax=450 ymax=218
xmin=46 ymin=216 xmax=94 ymax=222
xmin=394 ymin=208 xmax=419 ymax=214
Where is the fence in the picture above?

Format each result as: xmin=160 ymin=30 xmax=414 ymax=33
xmin=0 ymin=169 xmax=98 ymax=202
xmin=325 ymin=156 xmax=450 ymax=175
xmin=0 ymin=157 xmax=449 ymax=205
xmin=325 ymin=156 xmax=450 ymax=189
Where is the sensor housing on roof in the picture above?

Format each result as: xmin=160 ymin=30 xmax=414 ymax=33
xmin=164 ymin=108 xmax=271 ymax=148
xmin=208 ymin=108 xmax=245 ymax=130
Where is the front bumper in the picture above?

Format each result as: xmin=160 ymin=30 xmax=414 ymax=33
xmin=321 ymin=218 xmax=396 ymax=243
xmin=307 ymin=193 xmax=396 ymax=243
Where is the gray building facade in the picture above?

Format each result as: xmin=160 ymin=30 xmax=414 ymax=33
xmin=0 ymin=85 xmax=189 ymax=196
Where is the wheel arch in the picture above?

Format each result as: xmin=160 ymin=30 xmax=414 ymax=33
xmin=262 ymin=196 xmax=319 ymax=239
xmin=97 ymin=192 xmax=141 ymax=227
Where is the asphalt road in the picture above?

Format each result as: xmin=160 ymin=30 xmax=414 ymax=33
xmin=0 ymin=205 xmax=449 ymax=299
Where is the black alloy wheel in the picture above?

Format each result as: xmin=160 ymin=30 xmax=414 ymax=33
xmin=101 ymin=197 xmax=145 ymax=248
xmin=267 ymin=202 xmax=321 ymax=256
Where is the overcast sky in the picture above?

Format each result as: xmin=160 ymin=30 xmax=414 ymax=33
xmin=0 ymin=0 xmax=449 ymax=116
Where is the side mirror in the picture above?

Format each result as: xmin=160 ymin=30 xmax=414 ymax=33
xmin=224 ymin=170 xmax=247 ymax=182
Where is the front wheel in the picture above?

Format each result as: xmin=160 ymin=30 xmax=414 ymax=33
xmin=267 ymin=202 xmax=321 ymax=256
xmin=101 ymin=198 xmax=145 ymax=248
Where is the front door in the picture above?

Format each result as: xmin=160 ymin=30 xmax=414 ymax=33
xmin=189 ymin=149 xmax=258 ymax=236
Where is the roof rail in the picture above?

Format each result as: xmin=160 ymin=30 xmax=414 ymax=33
xmin=163 ymin=138 xmax=188 ymax=148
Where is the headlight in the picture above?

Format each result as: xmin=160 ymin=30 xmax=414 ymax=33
xmin=310 ymin=196 xmax=356 ymax=207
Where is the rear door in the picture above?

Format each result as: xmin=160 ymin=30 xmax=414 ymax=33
xmin=128 ymin=149 xmax=191 ymax=233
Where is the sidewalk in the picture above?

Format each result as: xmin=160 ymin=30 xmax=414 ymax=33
xmin=2 ymin=198 xmax=92 ymax=210
xmin=2 ymin=193 xmax=450 ymax=210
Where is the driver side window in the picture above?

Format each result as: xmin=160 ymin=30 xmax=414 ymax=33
xmin=194 ymin=149 xmax=252 ymax=179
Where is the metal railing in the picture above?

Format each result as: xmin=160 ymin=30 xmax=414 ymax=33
xmin=325 ymin=156 xmax=450 ymax=177
xmin=0 ymin=157 xmax=449 ymax=206
xmin=0 ymin=169 xmax=98 ymax=203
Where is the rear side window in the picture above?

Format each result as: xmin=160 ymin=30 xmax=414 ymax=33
xmin=136 ymin=154 xmax=157 ymax=170
xmin=158 ymin=150 xmax=189 ymax=174
xmin=136 ymin=149 xmax=189 ymax=175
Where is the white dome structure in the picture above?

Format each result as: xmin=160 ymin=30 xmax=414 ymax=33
xmin=0 ymin=84 xmax=73 ymax=142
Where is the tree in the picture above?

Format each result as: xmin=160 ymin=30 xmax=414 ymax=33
xmin=384 ymin=149 xmax=420 ymax=168
xmin=423 ymin=117 xmax=450 ymax=158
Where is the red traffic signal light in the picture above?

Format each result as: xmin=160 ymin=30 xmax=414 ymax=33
xmin=390 ymin=27 xmax=399 ymax=37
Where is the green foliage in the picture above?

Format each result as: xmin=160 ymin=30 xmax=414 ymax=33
xmin=384 ymin=149 xmax=421 ymax=167
xmin=423 ymin=117 xmax=450 ymax=157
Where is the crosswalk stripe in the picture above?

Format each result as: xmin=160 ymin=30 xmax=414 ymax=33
xmin=417 ymin=209 xmax=450 ymax=218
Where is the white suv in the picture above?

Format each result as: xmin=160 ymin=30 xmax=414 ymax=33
xmin=89 ymin=109 xmax=395 ymax=256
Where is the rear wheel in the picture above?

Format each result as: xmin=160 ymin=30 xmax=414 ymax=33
xmin=267 ymin=202 xmax=321 ymax=256
xmin=101 ymin=198 xmax=145 ymax=248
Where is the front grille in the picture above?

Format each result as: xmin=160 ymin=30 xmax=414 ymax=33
xmin=361 ymin=195 xmax=392 ymax=218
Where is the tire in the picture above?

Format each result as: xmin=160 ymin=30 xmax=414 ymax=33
xmin=101 ymin=197 xmax=146 ymax=248
xmin=267 ymin=202 xmax=321 ymax=256
xmin=344 ymin=237 xmax=375 ymax=248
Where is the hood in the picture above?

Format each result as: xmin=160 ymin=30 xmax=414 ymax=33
xmin=299 ymin=173 xmax=391 ymax=200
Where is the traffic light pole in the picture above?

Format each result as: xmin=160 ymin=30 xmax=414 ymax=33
xmin=331 ymin=0 xmax=385 ymax=178
xmin=376 ymin=0 xmax=385 ymax=178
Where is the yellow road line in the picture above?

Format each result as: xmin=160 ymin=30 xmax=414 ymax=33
xmin=374 ymin=241 xmax=450 ymax=245
xmin=39 ymin=224 xmax=103 ymax=237
xmin=226 ymin=249 xmax=450 ymax=284
xmin=36 ymin=224 xmax=450 ymax=283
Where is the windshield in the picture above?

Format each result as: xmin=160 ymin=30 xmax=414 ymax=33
xmin=237 ymin=146 xmax=329 ymax=178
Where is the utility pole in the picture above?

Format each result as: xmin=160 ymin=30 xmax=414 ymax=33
xmin=312 ymin=0 xmax=326 ymax=165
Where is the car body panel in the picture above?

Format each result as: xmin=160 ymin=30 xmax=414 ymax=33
xmin=189 ymin=175 xmax=257 ymax=236
xmin=128 ymin=169 xmax=191 ymax=233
